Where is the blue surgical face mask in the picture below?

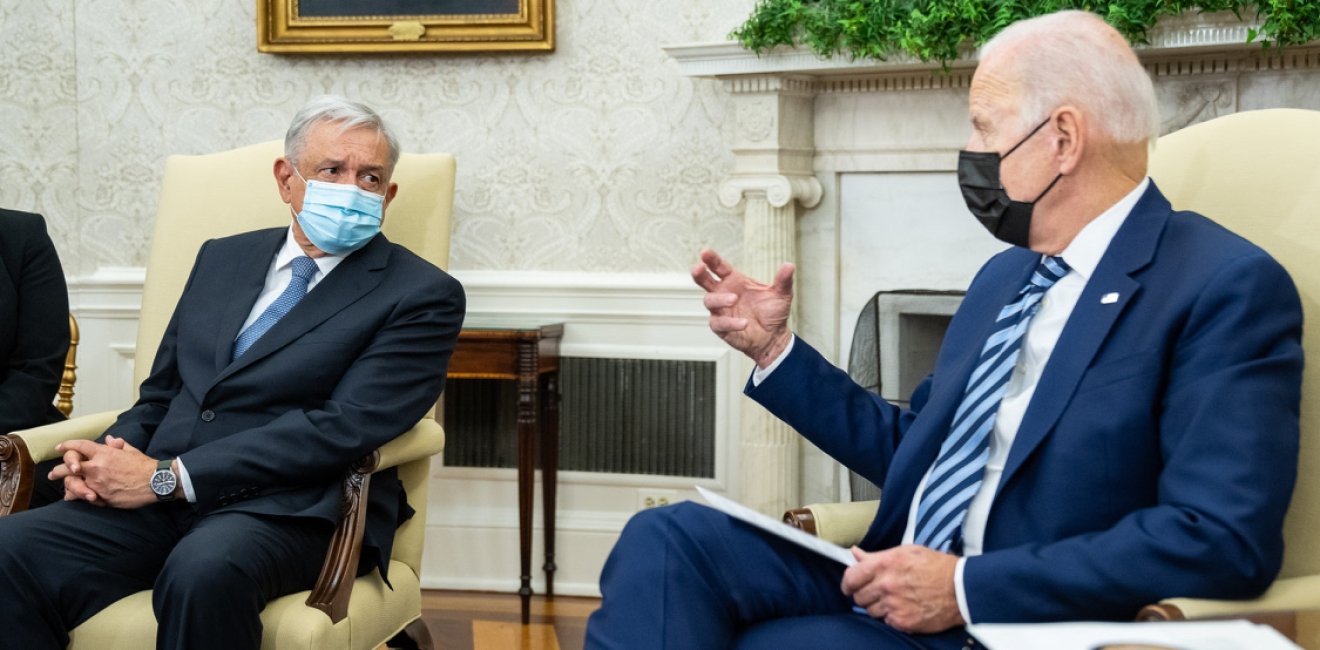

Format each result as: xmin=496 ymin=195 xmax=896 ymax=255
xmin=290 ymin=166 xmax=385 ymax=255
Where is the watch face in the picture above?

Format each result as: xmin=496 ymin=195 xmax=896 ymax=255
xmin=151 ymin=469 xmax=177 ymax=496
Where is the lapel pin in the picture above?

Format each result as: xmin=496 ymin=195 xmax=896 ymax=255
xmin=1100 ymin=292 xmax=1120 ymax=304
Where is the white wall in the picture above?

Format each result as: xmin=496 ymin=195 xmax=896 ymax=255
xmin=0 ymin=0 xmax=755 ymax=276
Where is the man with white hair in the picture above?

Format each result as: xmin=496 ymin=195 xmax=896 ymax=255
xmin=586 ymin=10 xmax=1303 ymax=649
xmin=0 ymin=96 xmax=465 ymax=650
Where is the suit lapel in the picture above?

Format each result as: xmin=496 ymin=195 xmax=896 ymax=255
xmin=916 ymin=259 xmax=1036 ymax=464
xmin=997 ymin=183 xmax=1170 ymax=491
xmin=209 ymin=234 xmax=392 ymax=386
xmin=939 ymin=257 xmax=1038 ymax=417
xmin=211 ymin=232 xmax=284 ymax=373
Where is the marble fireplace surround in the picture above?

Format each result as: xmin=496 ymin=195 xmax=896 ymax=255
xmin=665 ymin=13 xmax=1320 ymax=513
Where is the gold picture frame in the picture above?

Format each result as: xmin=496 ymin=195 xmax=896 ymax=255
xmin=257 ymin=0 xmax=554 ymax=54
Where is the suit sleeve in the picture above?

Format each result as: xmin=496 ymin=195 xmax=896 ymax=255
xmin=0 ymin=217 xmax=70 ymax=432
xmin=177 ymin=270 xmax=465 ymax=511
xmin=746 ymin=338 xmax=926 ymax=488
xmin=963 ymin=252 xmax=1304 ymax=622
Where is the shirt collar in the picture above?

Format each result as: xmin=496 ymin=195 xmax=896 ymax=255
xmin=277 ymin=225 xmax=344 ymax=280
xmin=1055 ymin=177 xmax=1150 ymax=282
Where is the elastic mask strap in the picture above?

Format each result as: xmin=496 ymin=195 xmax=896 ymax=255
xmin=1002 ymin=118 xmax=1052 ymax=159
xmin=1031 ymin=172 xmax=1064 ymax=203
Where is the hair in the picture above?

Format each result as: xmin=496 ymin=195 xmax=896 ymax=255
xmin=979 ymin=10 xmax=1160 ymax=145
xmin=283 ymin=95 xmax=401 ymax=170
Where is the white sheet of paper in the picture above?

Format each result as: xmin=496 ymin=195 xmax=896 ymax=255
xmin=695 ymin=485 xmax=857 ymax=566
xmin=968 ymin=620 xmax=1300 ymax=650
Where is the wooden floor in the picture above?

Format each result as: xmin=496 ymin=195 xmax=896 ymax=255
xmin=412 ymin=590 xmax=599 ymax=650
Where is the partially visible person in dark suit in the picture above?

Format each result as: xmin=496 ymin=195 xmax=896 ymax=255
xmin=0 ymin=96 xmax=465 ymax=650
xmin=0 ymin=209 xmax=69 ymax=433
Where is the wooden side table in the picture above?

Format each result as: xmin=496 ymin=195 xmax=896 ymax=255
xmin=446 ymin=324 xmax=563 ymax=625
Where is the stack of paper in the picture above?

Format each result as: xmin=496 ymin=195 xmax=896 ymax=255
xmin=968 ymin=620 xmax=1300 ymax=650
xmin=695 ymin=486 xmax=856 ymax=566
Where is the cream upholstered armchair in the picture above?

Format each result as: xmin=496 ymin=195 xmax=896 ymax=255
xmin=0 ymin=140 xmax=456 ymax=650
xmin=1136 ymin=108 xmax=1320 ymax=622
xmin=782 ymin=108 xmax=1320 ymax=622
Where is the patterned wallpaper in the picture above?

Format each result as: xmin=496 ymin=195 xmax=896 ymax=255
xmin=0 ymin=0 xmax=753 ymax=275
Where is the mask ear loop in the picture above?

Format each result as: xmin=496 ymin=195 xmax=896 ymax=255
xmin=1001 ymin=117 xmax=1063 ymax=201
xmin=1001 ymin=117 xmax=1053 ymax=159
xmin=287 ymin=162 xmax=309 ymax=221
xmin=1030 ymin=172 xmax=1065 ymax=203
xmin=288 ymin=159 xmax=308 ymax=184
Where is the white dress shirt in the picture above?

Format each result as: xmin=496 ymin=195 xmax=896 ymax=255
xmin=753 ymin=177 xmax=1150 ymax=623
xmin=175 ymin=225 xmax=346 ymax=502
xmin=236 ymin=226 xmax=344 ymax=333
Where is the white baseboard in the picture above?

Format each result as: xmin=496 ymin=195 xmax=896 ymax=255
xmin=421 ymin=576 xmax=603 ymax=599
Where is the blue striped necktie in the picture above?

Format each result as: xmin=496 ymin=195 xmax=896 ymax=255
xmin=231 ymin=256 xmax=318 ymax=361
xmin=913 ymin=255 xmax=1070 ymax=553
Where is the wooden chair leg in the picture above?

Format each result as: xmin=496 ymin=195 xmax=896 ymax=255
xmin=386 ymin=618 xmax=434 ymax=650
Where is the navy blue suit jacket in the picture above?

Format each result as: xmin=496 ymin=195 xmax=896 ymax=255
xmin=103 ymin=228 xmax=465 ymax=577
xmin=749 ymin=182 xmax=1304 ymax=622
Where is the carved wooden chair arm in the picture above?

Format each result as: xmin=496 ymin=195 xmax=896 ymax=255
xmin=0 ymin=411 xmax=120 ymax=516
xmin=1136 ymin=574 xmax=1320 ymax=622
xmin=782 ymin=507 xmax=818 ymax=535
xmin=304 ymin=451 xmax=380 ymax=623
xmin=780 ymin=500 xmax=880 ymax=548
xmin=304 ymin=417 xmax=445 ymax=623
xmin=1136 ymin=602 xmax=1187 ymax=621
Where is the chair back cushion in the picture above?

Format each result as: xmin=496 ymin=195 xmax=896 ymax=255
xmin=1149 ymin=108 xmax=1320 ymax=579
xmin=136 ymin=140 xmax=455 ymax=390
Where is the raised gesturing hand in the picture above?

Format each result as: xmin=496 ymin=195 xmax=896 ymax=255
xmin=691 ymin=248 xmax=794 ymax=368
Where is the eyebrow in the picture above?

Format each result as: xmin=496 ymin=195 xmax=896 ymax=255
xmin=315 ymin=158 xmax=386 ymax=174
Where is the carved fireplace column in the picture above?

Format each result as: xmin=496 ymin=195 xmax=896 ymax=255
xmin=719 ymin=75 xmax=822 ymax=516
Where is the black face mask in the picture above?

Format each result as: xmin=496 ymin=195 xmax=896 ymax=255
xmin=957 ymin=118 xmax=1063 ymax=248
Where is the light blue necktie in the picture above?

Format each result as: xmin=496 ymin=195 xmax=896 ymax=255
xmin=913 ymin=255 xmax=1070 ymax=554
xmin=231 ymin=256 xmax=318 ymax=361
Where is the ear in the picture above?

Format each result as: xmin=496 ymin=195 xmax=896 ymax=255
xmin=381 ymin=181 xmax=399 ymax=214
xmin=1051 ymin=106 xmax=1085 ymax=175
xmin=274 ymin=158 xmax=296 ymax=204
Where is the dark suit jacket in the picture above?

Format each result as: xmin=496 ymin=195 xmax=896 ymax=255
xmin=0 ymin=209 xmax=69 ymax=433
xmin=103 ymin=227 xmax=465 ymax=577
xmin=749 ymin=182 xmax=1304 ymax=622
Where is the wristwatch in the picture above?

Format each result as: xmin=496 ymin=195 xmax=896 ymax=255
xmin=151 ymin=458 xmax=178 ymax=502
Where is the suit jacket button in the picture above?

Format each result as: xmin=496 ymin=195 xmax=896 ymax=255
xmin=200 ymin=410 xmax=215 ymax=422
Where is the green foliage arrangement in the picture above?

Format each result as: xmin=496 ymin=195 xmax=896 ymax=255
xmin=731 ymin=1 xmax=1320 ymax=65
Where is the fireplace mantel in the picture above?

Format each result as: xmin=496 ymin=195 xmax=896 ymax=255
xmin=666 ymin=13 xmax=1320 ymax=512
xmin=665 ymin=11 xmax=1299 ymax=80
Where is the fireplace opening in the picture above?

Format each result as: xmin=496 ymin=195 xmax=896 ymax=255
xmin=846 ymin=290 xmax=964 ymax=500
